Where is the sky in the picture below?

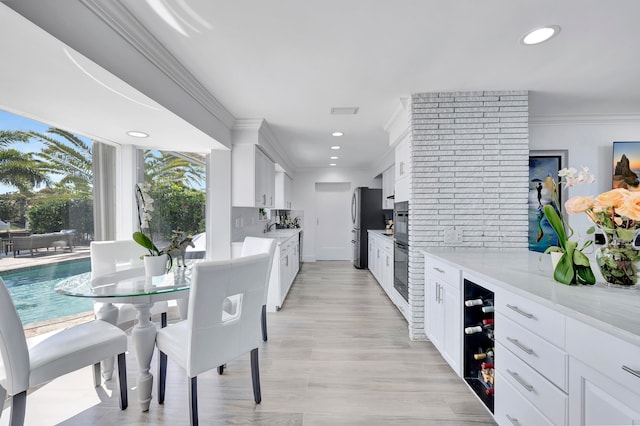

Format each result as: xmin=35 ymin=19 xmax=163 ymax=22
xmin=0 ymin=109 xmax=92 ymax=194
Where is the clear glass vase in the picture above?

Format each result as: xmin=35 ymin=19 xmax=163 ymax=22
xmin=595 ymin=234 xmax=640 ymax=287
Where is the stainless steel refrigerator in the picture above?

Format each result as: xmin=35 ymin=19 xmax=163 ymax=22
xmin=351 ymin=187 xmax=390 ymax=269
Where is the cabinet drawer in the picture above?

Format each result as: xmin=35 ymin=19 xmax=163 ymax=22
xmin=496 ymin=313 xmax=568 ymax=391
xmin=495 ymin=372 xmax=555 ymax=426
xmin=425 ymin=257 xmax=459 ymax=285
xmin=497 ymin=288 xmax=565 ymax=349
xmin=497 ymin=342 xmax=568 ymax=426
xmin=566 ymin=317 xmax=640 ymax=395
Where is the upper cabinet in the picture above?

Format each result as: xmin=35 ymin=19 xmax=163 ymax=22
xmin=232 ymin=144 xmax=275 ymax=208
xmin=384 ymin=99 xmax=410 ymax=203
xmin=394 ymin=135 xmax=410 ymax=202
xmin=382 ymin=165 xmax=395 ymax=209
xmin=275 ymin=171 xmax=293 ymax=209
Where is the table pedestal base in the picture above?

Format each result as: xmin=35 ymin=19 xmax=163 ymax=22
xmin=132 ymin=303 xmax=157 ymax=412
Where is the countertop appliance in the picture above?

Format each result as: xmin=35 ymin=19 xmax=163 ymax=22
xmin=394 ymin=201 xmax=409 ymax=302
xmin=351 ymin=187 xmax=389 ymax=269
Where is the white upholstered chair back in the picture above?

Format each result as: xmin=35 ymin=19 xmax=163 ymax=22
xmin=89 ymin=240 xmax=167 ymax=325
xmin=240 ymin=237 xmax=277 ymax=296
xmin=185 ymin=253 xmax=270 ymax=377
xmin=0 ymin=278 xmax=30 ymax=396
xmin=90 ymin=240 xmax=147 ymax=279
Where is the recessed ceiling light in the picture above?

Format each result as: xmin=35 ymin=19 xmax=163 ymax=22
xmin=331 ymin=146 xmax=341 ymax=150
xmin=332 ymin=131 xmax=344 ymax=137
xmin=521 ymin=25 xmax=560 ymax=45
xmin=329 ymin=163 xmax=337 ymax=166
xmin=127 ymin=131 xmax=149 ymax=138
xmin=330 ymin=156 xmax=339 ymax=160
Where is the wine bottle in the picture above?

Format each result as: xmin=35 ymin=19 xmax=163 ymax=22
xmin=482 ymin=319 xmax=494 ymax=326
xmin=481 ymin=305 xmax=494 ymax=313
xmin=485 ymin=387 xmax=495 ymax=396
xmin=464 ymin=298 xmax=484 ymax=307
xmin=465 ymin=322 xmax=494 ymax=334
xmin=473 ymin=347 xmax=494 ymax=360
xmin=481 ymin=362 xmax=494 ymax=369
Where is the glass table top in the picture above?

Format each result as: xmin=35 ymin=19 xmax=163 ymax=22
xmin=55 ymin=266 xmax=193 ymax=299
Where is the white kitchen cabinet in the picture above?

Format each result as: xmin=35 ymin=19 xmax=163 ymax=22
xmin=232 ymin=144 xmax=275 ymax=208
xmin=266 ymin=233 xmax=300 ymax=311
xmin=382 ymin=165 xmax=395 ymax=209
xmin=423 ymin=256 xmax=461 ymax=375
xmin=394 ymin=135 xmax=410 ymax=203
xmin=367 ymin=231 xmax=394 ymax=296
xmin=566 ymin=317 xmax=640 ymax=426
xmin=275 ymin=171 xmax=293 ymax=209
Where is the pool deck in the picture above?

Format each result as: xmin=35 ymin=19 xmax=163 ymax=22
xmin=0 ymin=244 xmax=90 ymax=273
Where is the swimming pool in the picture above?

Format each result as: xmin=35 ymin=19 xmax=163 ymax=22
xmin=1 ymin=259 xmax=93 ymax=325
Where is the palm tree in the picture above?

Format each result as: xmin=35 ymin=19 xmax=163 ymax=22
xmin=29 ymin=128 xmax=93 ymax=196
xmin=0 ymin=130 xmax=49 ymax=193
xmin=144 ymin=150 xmax=205 ymax=187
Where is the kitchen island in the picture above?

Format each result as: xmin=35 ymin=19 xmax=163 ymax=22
xmin=422 ymin=248 xmax=640 ymax=426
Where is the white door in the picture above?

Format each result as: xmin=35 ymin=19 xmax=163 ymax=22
xmin=315 ymin=182 xmax=352 ymax=260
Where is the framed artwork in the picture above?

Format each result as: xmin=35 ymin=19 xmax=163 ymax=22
xmin=613 ymin=141 xmax=640 ymax=190
xmin=528 ymin=150 xmax=567 ymax=253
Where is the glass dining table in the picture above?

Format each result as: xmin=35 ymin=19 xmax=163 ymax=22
xmin=55 ymin=266 xmax=193 ymax=412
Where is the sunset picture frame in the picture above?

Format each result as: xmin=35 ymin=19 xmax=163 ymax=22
xmin=613 ymin=141 xmax=640 ymax=190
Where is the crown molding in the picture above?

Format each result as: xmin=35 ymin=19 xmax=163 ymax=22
xmin=232 ymin=118 xmax=264 ymax=130
xmin=530 ymin=113 xmax=640 ymax=126
xmin=79 ymin=0 xmax=236 ymax=130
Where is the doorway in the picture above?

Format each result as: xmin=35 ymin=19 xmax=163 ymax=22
xmin=315 ymin=182 xmax=352 ymax=260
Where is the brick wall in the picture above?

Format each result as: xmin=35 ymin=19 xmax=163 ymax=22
xmin=408 ymin=90 xmax=529 ymax=340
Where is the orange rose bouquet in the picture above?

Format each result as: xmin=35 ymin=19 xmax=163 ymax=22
xmin=564 ymin=188 xmax=640 ymax=286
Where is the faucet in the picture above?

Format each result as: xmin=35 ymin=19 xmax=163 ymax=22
xmin=265 ymin=222 xmax=277 ymax=233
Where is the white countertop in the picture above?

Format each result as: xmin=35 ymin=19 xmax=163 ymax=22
xmin=368 ymin=229 xmax=395 ymax=239
xmin=422 ymin=249 xmax=640 ymax=347
xmin=262 ymin=228 xmax=301 ymax=243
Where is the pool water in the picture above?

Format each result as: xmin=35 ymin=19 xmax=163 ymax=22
xmin=1 ymin=259 xmax=93 ymax=325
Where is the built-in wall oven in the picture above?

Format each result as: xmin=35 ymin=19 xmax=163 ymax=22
xmin=394 ymin=202 xmax=409 ymax=302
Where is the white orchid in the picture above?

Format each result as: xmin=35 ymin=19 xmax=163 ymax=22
xmin=558 ymin=166 xmax=595 ymax=187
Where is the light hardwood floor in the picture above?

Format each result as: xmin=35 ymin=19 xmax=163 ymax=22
xmin=2 ymin=261 xmax=496 ymax=425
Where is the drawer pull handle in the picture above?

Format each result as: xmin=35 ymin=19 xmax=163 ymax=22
xmin=622 ymin=365 xmax=640 ymax=379
xmin=507 ymin=369 xmax=534 ymax=392
xmin=506 ymin=414 xmax=521 ymax=426
xmin=506 ymin=304 xmax=534 ymax=319
xmin=433 ymin=267 xmax=445 ymax=274
xmin=507 ymin=337 xmax=535 ymax=355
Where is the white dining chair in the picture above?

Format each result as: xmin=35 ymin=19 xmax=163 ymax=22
xmin=239 ymin=237 xmax=277 ymax=342
xmin=155 ymin=253 xmax=271 ymax=426
xmin=0 ymin=278 xmax=128 ymax=426
xmin=90 ymin=240 xmax=169 ymax=327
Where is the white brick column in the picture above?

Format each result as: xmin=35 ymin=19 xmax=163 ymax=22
xmin=408 ymin=91 xmax=529 ymax=340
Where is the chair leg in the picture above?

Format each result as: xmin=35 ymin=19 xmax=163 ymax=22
xmin=250 ymin=348 xmax=261 ymax=404
xmin=217 ymin=365 xmax=224 ymax=375
xmin=93 ymin=362 xmax=101 ymax=387
xmin=117 ymin=353 xmax=128 ymax=410
xmin=10 ymin=391 xmax=26 ymax=426
xmin=261 ymin=304 xmax=268 ymax=341
xmin=189 ymin=376 xmax=198 ymax=426
xmin=158 ymin=350 xmax=167 ymax=404
xmin=161 ymin=312 xmax=167 ymax=328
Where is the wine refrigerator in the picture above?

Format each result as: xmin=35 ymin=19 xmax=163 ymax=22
xmin=463 ymin=279 xmax=495 ymax=413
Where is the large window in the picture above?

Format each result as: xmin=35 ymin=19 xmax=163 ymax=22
xmin=0 ymin=109 xmax=96 ymax=327
xmin=136 ymin=149 xmax=206 ymax=254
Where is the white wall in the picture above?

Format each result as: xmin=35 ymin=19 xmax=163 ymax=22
xmin=530 ymin=116 xmax=640 ymax=240
xmin=293 ymin=168 xmax=381 ymax=261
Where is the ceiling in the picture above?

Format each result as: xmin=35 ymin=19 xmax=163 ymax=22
xmin=3 ymin=0 xmax=640 ymax=172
